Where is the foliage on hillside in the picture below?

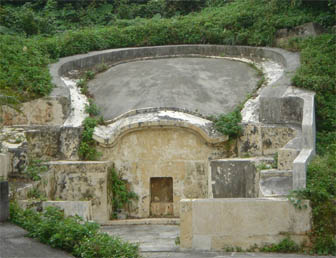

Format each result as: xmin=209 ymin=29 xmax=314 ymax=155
xmin=292 ymin=34 xmax=336 ymax=154
xmin=290 ymin=34 xmax=336 ymax=255
xmin=0 ymin=0 xmax=334 ymax=101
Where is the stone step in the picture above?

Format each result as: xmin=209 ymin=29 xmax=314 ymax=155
xmin=277 ymin=135 xmax=302 ymax=170
xmin=259 ymin=169 xmax=293 ymax=197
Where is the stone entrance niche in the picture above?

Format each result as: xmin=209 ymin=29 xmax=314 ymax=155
xmin=150 ymin=177 xmax=173 ymax=217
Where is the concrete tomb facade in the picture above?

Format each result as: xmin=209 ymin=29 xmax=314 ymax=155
xmin=0 ymin=45 xmax=316 ymax=250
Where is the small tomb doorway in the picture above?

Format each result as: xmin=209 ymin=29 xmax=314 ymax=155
xmin=150 ymin=177 xmax=173 ymax=217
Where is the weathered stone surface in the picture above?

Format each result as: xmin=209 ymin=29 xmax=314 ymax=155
xmin=278 ymin=148 xmax=300 ymax=170
xmin=59 ymin=126 xmax=82 ymax=160
xmin=259 ymin=170 xmax=293 ymax=197
xmin=16 ymin=161 xmax=111 ymax=222
xmin=25 ymin=127 xmax=61 ymax=160
xmin=44 ymin=161 xmax=111 ymax=222
xmin=98 ymin=127 xmax=224 ymax=218
xmin=0 ymin=181 xmax=9 ymax=222
xmin=261 ymin=125 xmax=296 ymax=155
xmin=210 ymin=159 xmax=256 ymax=198
xmin=259 ymin=97 xmax=303 ymax=125
xmin=276 ymin=22 xmax=324 ymax=47
xmin=0 ymin=154 xmax=10 ymax=180
xmin=180 ymin=198 xmax=311 ymax=250
xmin=7 ymin=144 xmax=28 ymax=175
xmin=94 ymin=108 xmax=228 ymax=146
xmin=42 ymin=201 xmax=92 ymax=221
xmin=180 ymin=200 xmax=192 ymax=249
xmin=0 ymin=98 xmax=67 ymax=126
xmin=238 ymin=123 xmax=262 ymax=156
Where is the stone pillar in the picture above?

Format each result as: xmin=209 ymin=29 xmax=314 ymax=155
xmin=0 ymin=181 xmax=9 ymax=222
xmin=0 ymin=153 xmax=10 ymax=180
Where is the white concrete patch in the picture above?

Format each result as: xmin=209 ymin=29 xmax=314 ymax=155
xmin=61 ymin=77 xmax=89 ymax=127
xmin=241 ymin=59 xmax=284 ymax=123
xmin=157 ymin=110 xmax=209 ymax=127
xmin=261 ymin=60 xmax=284 ymax=86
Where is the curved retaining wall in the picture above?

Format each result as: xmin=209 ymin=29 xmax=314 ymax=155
xmin=49 ymin=45 xmax=314 ymax=190
xmin=49 ymin=45 xmax=299 ymax=105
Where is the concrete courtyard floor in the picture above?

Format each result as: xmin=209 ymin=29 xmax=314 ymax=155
xmin=101 ymin=224 xmax=331 ymax=258
xmin=88 ymin=57 xmax=260 ymax=120
xmin=0 ymin=222 xmax=331 ymax=258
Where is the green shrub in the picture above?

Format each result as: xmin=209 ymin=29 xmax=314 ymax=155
xmin=1 ymin=0 xmax=334 ymax=101
xmin=25 ymin=159 xmax=48 ymax=181
xmin=291 ymin=151 xmax=336 ymax=255
xmin=78 ymin=117 xmax=100 ymax=161
xmin=9 ymin=203 xmax=140 ymax=257
xmin=214 ymin=108 xmax=242 ymax=139
xmin=74 ymin=232 xmax=139 ymax=258
xmin=107 ymin=168 xmax=138 ymax=219
xmin=260 ymin=237 xmax=301 ymax=253
xmin=0 ymin=35 xmax=53 ymax=101
xmin=85 ymin=99 xmax=100 ymax=117
xmin=27 ymin=188 xmax=47 ymax=200
xmin=292 ymin=34 xmax=336 ymax=154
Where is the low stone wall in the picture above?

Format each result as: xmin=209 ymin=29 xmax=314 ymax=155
xmin=180 ymin=198 xmax=311 ymax=250
xmin=17 ymin=161 xmax=111 ymax=222
xmin=42 ymin=201 xmax=92 ymax=221
xmin=0 ymin=97 xmax=69 ymax=127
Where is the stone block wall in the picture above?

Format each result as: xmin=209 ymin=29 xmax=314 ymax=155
xmin=180 ymin=198 xmax=311 ymax=250
xmin=17 ymin=161 xmax=111 ymax=222
xmin=98 ymin=127 xmax=228 ymax=218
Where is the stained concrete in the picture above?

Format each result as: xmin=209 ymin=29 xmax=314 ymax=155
xmin=88 ymin=58 xmax=260 ymax=119
xmin=210 ymin=159 xmax=256 ymax=198
xmin=102 ymin=224 xmax=180 ymax=252
xmin=101 ymin=224 xmax=327 ymax=258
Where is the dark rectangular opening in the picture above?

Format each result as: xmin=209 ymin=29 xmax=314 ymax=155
xmin=150 ymin=177 xmax=173 ymax=203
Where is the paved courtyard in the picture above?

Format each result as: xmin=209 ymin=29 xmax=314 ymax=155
xmin=88 ymin=57 xmax=260 ymax=119
xmin=0 ymin=223 xmax=331 ymax=258
xmin=101 ymin=224 xmax=331 ymax=258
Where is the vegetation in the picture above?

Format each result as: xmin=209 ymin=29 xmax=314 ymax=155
xmin=10 ymin=203 xmax=140 ymax=257
xmin=27 ymin=187 xmax=47 ymax=201
xmin=288 ymin=33 xmax=336 ymax=255
xmin=214 ymin=108 xmax=243 ymax=139
xmin=25 ymin=159 xmax=48 ymax=181
xmin=1 ymin=0 xmax=334 ymax=101
xmin=107 ymin=167 xmax=138 ymax=219
xmin=260 ymin=237 xmax=301 ymax=253
xmin=290 ymin=152 xmax=336 ymax=255
xmin=1 ymin=0 xmax=335 ymax=254
xmin=77 ymin=70 xmax=106 ymax=161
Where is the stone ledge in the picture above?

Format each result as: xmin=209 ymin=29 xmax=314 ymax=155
xmin=102 ymin=218 xmax=180 ymax=226
xmin=94 ymin=108 xmax=228 ymax=147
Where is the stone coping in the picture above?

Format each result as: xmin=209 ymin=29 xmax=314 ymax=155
xmin=93 ymin=108 xmax=228 ymax=147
